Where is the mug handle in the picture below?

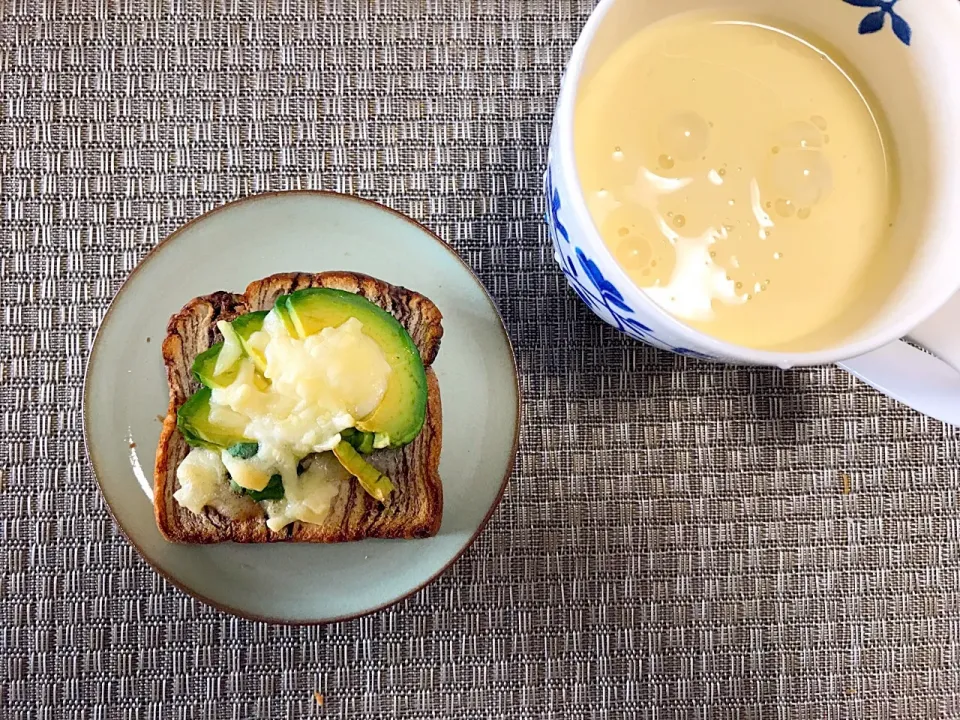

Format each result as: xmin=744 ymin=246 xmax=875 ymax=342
xmin=838 ymin=291 xmax=960 ymax=426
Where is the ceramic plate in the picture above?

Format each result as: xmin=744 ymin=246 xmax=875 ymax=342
xmin=84 ymin=191 xmax=519 ymax=624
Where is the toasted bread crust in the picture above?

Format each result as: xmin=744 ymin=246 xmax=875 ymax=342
xmin=154 ymin=272 xmax=443 ymax=543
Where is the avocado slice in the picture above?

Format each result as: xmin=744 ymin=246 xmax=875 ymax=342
xmin=191 ymin=343 xmax=239 ymax=389
xmin=332 ymin=440 xmax=394 ymax=502
xmin=273 ymin=296 xmax=299 ymax=337
xmin=192 ymin=311 xmax=269 ymax=387
xmin=285 ymin=288 xmax=427 ymax=447
xmin=177 ymin=387 xmax=251 ymax=450
xmin=232 ymin=311 xmax=268 ymax=372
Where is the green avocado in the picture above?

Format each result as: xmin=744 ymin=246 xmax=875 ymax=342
xmin=285 ymin=288 xmax=427 ymax=447
xmin=332 ymin=441 xmax=393 ymax=502
xmin=341 ymin=427 xmax=375 ymax=454
xmin=177 ymin=387 xmax=251 ymax=449
xmin=192 ymin=311 xmax=268 ymax=387
xmin=273 ymin=296 xmax=299 ymax=337
xmin=191 ymin=343 xmax=238 ymax=389
xmin=232 ymin=310 xmax=268 ymax=372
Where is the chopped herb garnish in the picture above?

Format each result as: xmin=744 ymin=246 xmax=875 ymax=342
xmin=227 ymin=442 xmax=259 ymax=459
xmin=245 ymin=473 xmax=285 ymax=502
xmin=227 ymin=471 xmax=284 ymax=501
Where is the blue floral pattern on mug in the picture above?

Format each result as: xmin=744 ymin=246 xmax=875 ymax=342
xmin=844 ymin=0 xmax=911 ymax=46
xmin=544 ymin=166 xmax=714 ymax=360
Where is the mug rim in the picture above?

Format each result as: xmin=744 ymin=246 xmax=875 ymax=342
xmin=555 ymin=0 xmax=960 ymax=367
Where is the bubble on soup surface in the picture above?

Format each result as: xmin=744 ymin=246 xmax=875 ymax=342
xmin=780 ymin=121 xmax=823 ymax=150
xmin=614 ymin=235 xmax=654 ymax=271
xmin=658 ymin=154 xmax=675 ymax=170
xmin=659 ymin=112 xmax=710 ymax=162
xmin=774 ymin=198 xmax=795 ymax=218
xmin=770 ymin=148 xmax=833 ymax=207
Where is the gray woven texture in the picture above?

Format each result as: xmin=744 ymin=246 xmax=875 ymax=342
xmin=2 ymin=0 xmax=960 ymax=717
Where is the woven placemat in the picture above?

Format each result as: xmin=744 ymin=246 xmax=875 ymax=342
xmin=2 ymin=0 xmax=960 ymax=717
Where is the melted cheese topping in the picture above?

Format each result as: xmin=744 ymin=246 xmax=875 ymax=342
xmin=220 ymin=447 xmax=274 ymax=492
xmin=174 ymin=311 xmax=391 ymax=522
xmin=214 ymin=314 xmax=390 ymax=457
xmin=175 ymin=447 xmax=348 ymax=530
xmin=174 ymin=447 xmax=231 ymax=514
xmin=262 ymin=452 xmax=351 ymax=532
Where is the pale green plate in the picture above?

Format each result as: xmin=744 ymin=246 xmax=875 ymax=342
xmin=84 ymin=191 xmax=519 ymax=624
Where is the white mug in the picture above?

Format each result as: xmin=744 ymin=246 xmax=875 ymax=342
xmin=546 ymin=0 xmax=960 ymax=425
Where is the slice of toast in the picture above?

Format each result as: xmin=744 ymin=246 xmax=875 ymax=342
xmin=154 ymin=271 xmax=443 ymax=543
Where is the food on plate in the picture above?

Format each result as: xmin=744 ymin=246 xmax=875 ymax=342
xmin=153 ymin=272 xmax=443 ymax=543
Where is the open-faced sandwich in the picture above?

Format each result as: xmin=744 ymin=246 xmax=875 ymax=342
xmin=154 ymin=272 xmax=443 ymax=543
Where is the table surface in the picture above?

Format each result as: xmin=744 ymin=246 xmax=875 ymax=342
xmin=3 ymin=1 xmax=960 ymax=718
